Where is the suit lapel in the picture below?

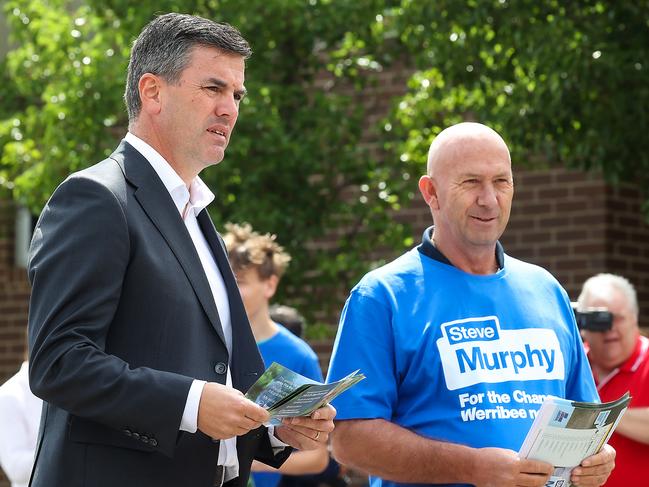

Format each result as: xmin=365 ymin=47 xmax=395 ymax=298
xmin=196 ymin=211 xmax=241 ymax=309
xmin=197 ymin=210 xmax=265 ymax=389
xmin=110 ymin=141 xmax=227 ymax=347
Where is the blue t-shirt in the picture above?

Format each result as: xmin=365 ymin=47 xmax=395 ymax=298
xmin=326 ymin=240 xmax=598 ymax=487
xmin=253 ymin=325 xmax=323 ymax=487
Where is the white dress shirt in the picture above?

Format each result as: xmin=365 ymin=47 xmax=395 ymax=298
xmin=0 ymin=361 xmax=43 ymax=487
xmin=124 ymin=133 xmax=284 ymax=481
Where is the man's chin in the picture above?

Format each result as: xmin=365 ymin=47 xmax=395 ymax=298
xmin=204 ymin=152 xmax=226 ymax=167
xmin=466 ymin=233 xmax=501 ymax=248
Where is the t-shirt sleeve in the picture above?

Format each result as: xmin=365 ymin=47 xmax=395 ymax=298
xmin=563 ymin=295 xmax=599 ymax=403
xmin=326 ymin=287 xmax=397 ymax=421
xmin=299 ymin=347 xmax=324 ymax=383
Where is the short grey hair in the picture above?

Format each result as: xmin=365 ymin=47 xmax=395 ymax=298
xmin=577 ymin=273 xmax=639 ymax=318
xmin=124 ymin=13 xmax=252 ymax=122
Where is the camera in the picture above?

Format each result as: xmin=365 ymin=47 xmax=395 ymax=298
xmin=571 ymin=303 xmax=613 ymax=332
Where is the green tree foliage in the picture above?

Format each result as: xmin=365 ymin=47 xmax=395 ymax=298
xmin=3 ymin=1 xmax=647 ymax=326
xmin=378 ymin=1 xmax=649 ymax=210
xmin=0 ymin=0 xmax=409 ymax=327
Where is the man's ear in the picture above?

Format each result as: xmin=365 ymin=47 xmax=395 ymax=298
xmin=264 ymin=274 xmax=280 ymax=300
xmin=138 ymin=73 xmax=163 ymax=115
xmin=418 ymin=175 xmax=439 ymax=209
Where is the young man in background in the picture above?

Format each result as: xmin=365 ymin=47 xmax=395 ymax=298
xmin=224 ymin=223 xmax=329 ymax=487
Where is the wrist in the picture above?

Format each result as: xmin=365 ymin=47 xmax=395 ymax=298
xmin=463 ymin=446 xmax=483 ymax=486
xmin=423 ymin=440 xmax=478 ymax=484
xmin=269 ymin=425 xmax=289 ymax=447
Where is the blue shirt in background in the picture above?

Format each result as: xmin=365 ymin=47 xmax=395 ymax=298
xmin=253 ymin=325 xmax=323 ymax=487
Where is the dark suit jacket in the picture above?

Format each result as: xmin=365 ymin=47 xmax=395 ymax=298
xmin=27 ymin=141 xmax=288 ymax=487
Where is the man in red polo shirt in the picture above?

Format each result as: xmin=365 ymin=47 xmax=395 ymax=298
xmin=578 ymin=273 xmax=649 ymax=487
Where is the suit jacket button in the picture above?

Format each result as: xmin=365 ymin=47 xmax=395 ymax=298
xmin=214 ymin=362 xmax=227 ymax=375
xmin=132 ymin=432 xmax=140 ymax=440
xmin=123 ymin=429 xmax=132 ymax=437
xmin=141 ymin=435 xmax=149 ymax=443
xmin=150 ymin=438 xmax=158 ymax=447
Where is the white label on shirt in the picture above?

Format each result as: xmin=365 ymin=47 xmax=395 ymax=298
xmin=436 ymin=316 xmax=565 ymax=391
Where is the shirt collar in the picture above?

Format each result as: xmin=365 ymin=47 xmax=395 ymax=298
xmin=588 ymin=335 xmax=648 ymax=388
xmin=417 ymin=225 xmax=505 ymax=270
xmin=124 ymin=132 xmax=215 ymax=217
xmin=619 ymin=334 xmax=649 ymax=373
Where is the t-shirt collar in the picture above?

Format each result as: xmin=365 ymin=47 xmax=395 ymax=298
xmin=417 ymin=225 xmax=505 ymax=270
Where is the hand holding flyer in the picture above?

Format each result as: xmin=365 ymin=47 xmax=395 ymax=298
xmin=519 ymin=392 xmax=630 ymax=487
xmin=245 ymin=362 xmax=365 ymax=425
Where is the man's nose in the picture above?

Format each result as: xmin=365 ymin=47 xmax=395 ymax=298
xmin=477 ymin=183 xmax=498 ymax=206
xmin=215 ymin=95 xmax=239 ymax=119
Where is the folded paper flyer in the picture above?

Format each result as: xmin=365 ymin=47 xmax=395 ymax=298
xmin=245 ymin=362 xmax=365 ymax=425
xmin=519 ymin=392 xmax=630 ymax=487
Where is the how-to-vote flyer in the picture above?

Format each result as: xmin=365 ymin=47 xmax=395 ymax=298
xmin=519 ymin=392 xmax=631 ymax=487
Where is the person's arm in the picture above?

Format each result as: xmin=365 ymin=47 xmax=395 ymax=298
xmin=0 ymin=395 xmax=35 ymax=485
xmin=28 ymin=175 xmax=192 ymax=457
xmin=331 ymin=419 xmax=553 ymax=487
xmin=0 ymin=446 xmax=34 ymax=485
xmin=252 ymin=447 xmax=328 ymax=475
xmin=610 ymin=407 xmax=649 ymax=444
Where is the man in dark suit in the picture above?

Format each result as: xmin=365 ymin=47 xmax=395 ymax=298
xmin=26 ymin=13 xmax=335 ymax=487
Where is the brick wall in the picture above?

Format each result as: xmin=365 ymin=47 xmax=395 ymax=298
xmin=0 ymin=200 xmax=30 ymax=382
xmin=500 ymin=168 xmax=607 ymax=289
xmin=0 ymin=200 xmax=31 ymax=487
xmin=604 ymin=183 xmax=649 ymax=329
xmin=501 ymin=168 xmax=649 ymax=329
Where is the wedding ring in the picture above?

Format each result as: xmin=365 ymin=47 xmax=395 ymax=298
xmin=314 ymin=431 xmax=320 ymax=441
